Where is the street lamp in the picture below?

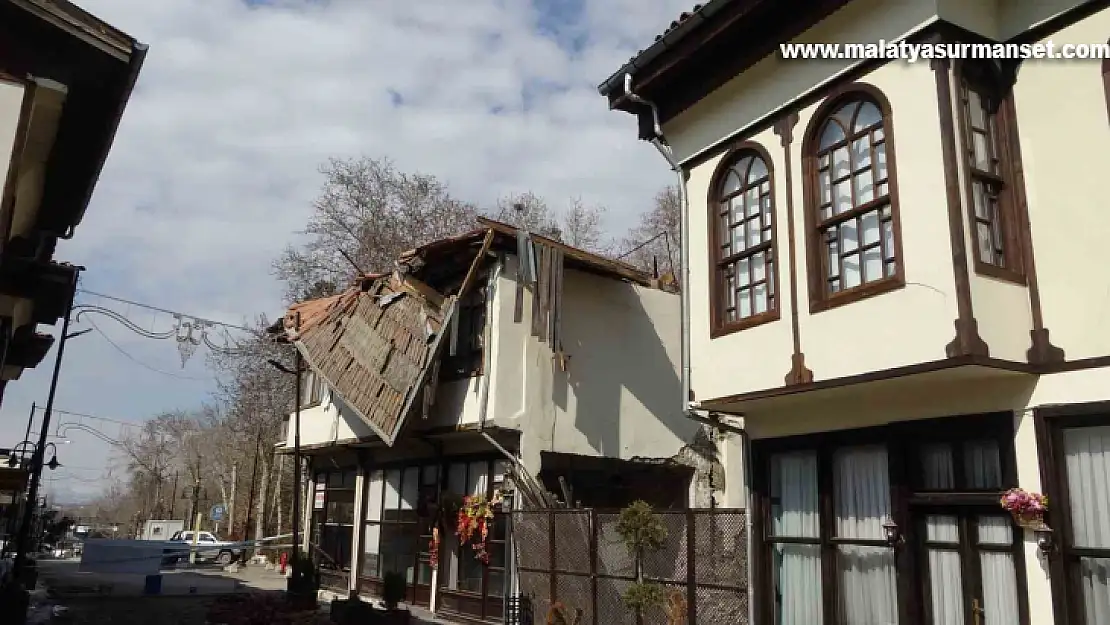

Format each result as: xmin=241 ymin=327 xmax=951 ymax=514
xmin=6 ymin=442 xmax=63 ymax=470
xmin=13 ymin=266 xmax=82 ymax=583
xmin=267 ymin=312 xmax=308 ymax=597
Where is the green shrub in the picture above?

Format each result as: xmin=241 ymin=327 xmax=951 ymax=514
xmin=622 ymin=582 xmax=666 ymax=614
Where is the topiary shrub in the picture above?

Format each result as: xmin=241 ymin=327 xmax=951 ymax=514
xmin=616 ymin=500 xmax=669 ymax=619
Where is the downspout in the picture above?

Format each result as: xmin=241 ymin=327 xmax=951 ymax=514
xmin=621 ymin=73 xmax=693 ymax=412
xmin=625 ymin=73 xmax=755 ymax=625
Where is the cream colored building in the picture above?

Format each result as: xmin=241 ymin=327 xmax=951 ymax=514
xmin=272 ymin=219 xmax=723 ymax=623
xmin=600 ymin=1 xmax=1110 ymax=624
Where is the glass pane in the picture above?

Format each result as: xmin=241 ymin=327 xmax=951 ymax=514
xmin=753 ymin=283 xmax=768 ymax=315
xmin=837 ymin=546 xmax=898 ymax=624
xmin=328 ymin=472 xmax=344 ymax=488
xmin=731 ymin=224 xmax=744 ymax=252
xmin=860 ymin=211 xmax=879 ymax=246
xmin=833 ymin=102 xmax=856 ymax=128
xmin=927 ymin=548 xmax=963 ymax=625
xmin=738 ymin=287 xmax=752 ymax=318
xmin=980 ymin=551 xmax=1020 ymax=625
xmin=875 ymin=142 xmax=888 ymax=181
xmin=964 ymin=440 xmax=1002 ymax=490
xmin=843 ymin=252 xmax=861 ymax=289
xmin=820 ymin=170 xmax=832 ymax=207
xmin=467 ymin=461 xmax=489 ymax=497
xmin=363 ymin=524 xmax=381 ymax=578
xmin=920 ymin=444 xmax=955 ymax=490
xmin=326 ymin=491 xmax=355 ymax=525
xmin=862 ymin=246 xmax=882 ymax=283
xmin=972 ymin=133 xmax=991 ymax=170
xmin=968 ymin=90 xmax=986 ymax=129
xmin=820 ymin=120 xmax=845 ymax=149
xmin=1077 ymin=558 xmax=1110 ymax=625
xmin=832 ymin=146 xmax=851 ymax=179
xmin=459 ymin=553 xmax=485 ymax=593
xmin=770 ymin=452 xmax=819 ymax=538
xmin=972 ymin=182 xmax=988 ymax=218
xmin=833 ymin=179 xmax=852 ymax=214
xmin=401 ymin=467 xmax=419 ymax=511
xmin=977 ymin=516 xmax=1012 ymax=545
xmin=722 ymin=170 xmax=742 ymax=196
xmin=854 ymin=101 xmax=881 ymax=131
xmin=826 ymin=236 xmax=840 ymax=279
xmin=367 ymin=471 xmax=384 ymax=521
xmin=840 ymin=220 xmax=858 ymax=253
xmin=926 ymin=515 xmax=959 ymax=544
xmin=737 ymin=258 xmax=750 ymax=287
xmin=752 ymin=253 xmax=766 ymax=283
xmin=488 ymin=569 xmax=505 ymax=597
xmin=852 ymin=136 xmax=872 ymax=170
xmin=384 ymin=470 xmax=401 ymax=512
xmin=749 ymin=156 xmax=768 ymax=182
xmin=773 ymin=543 xmax=823 ymax=625
xmin=747 ymin=219 xmax=761 ymax=248
xmin=977 ymin=223 xmax=994 ymax=264
xmin=447 ymin=463 xmax=467 ymax=496
xmin=1063 ymin=426 xmax=1110 ymax=549
xmin=854 ymin=169 xmax=874 ymax=205
xmin=833 ymin=445 xmax=891 ymax=540
xmin=380 ymin=524 xmax=417 ymax=583
xmin=423 ymin=465 xmax=440 ymax=486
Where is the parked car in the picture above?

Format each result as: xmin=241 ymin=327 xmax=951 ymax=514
xmin=162 ymin=530 xmax=241 ymax=566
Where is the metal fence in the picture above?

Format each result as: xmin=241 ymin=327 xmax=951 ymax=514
xmin=512 ymin=508 xmax=748 ymax=625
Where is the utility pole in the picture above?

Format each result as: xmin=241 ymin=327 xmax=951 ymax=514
xmin=242 ymin=426 xmax=263 ymax=563
xmin=168 ymin=472 xmax=178 ymax=518
xmin=14 ymin=267 xmax=80 ymax=582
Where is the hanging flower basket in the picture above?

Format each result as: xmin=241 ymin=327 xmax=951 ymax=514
xmin=1000 ymin=488 xmax=1048 ymax=529
xmin=455 ymin=490 xmax=503 ymax=565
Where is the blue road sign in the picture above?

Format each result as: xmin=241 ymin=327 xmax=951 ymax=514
xmin=210 ymin=504 xmax=226 ymax=522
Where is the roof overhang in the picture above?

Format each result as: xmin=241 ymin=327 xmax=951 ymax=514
xmin=598 ymin=0 xmax=852 ymax=126
xmin=0 ymin=0 xmax=146 ymax=238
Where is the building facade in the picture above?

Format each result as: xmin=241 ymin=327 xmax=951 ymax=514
xmin=274 ymin=219 xmax=738 ymax=623
xmin=600 ymin=1 xmax=1110 ymax=625
xmin=0 ymin=0 xmax=146 ymax=402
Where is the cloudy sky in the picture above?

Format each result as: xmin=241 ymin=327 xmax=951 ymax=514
xmin=0 ymin=0 xmax=692 ymax=502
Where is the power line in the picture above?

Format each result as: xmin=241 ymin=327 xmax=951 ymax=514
xmin=76 ymin=288 xmax=257 ymax=333
xmin=86 ymin=316 xmax=211 ymax=382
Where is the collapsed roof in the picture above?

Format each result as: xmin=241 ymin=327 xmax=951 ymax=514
xmin=273 ymin=218 xmax=672 ymax=447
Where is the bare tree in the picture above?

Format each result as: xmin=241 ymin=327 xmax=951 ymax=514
xmin=273 ymin=157 xmax=480 ymax=302
xmin=491 ymin=192 xmax=611 ymax=253
xmin=619 ymin=185 xmax=680 ymax=280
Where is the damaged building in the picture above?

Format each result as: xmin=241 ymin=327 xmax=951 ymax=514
xmin=269 ymin=217 xmax=745 ymax=623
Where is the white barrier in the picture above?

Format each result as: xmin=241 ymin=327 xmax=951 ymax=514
xmin=80 ymin=539 xmax=163 ymax=575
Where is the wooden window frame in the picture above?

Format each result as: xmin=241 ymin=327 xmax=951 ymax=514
xmin=955 ymin=61 xmax=1027 ymax=284
xmin=751 ymin=413 xmax=1028 ymax=625
xmin=801 ymin=83 xmax=905 ymax=313
xmin=1034 ymin=402 xmax=1110 ymax=625
xmin=706 ymin=142 xmax=781 ymax=337
xmin=313 ymin=469 xmax=357 ymax=572
xmin=441 ymin=282 xmax=487 ymax=381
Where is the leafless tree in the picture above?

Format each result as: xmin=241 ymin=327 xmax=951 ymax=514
xmin=491 ymin=191 xmax=611 ymax=253
xmin=273 ymin=157 xmax=480 ymax=302
xmin=618 ymin=185 xmax=680 ymax=281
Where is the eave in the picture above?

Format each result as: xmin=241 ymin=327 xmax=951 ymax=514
xmin=599 ymin=0 xmax=852 ymax=126
xmin=0 ymin=0 xmax=147 ymax=238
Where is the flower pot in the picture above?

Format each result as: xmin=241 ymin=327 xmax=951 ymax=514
xmin=1014 ymin=512 xmax=1045 ymax=530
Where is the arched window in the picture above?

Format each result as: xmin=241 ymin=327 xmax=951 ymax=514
xmin=709 ymin=145 xmax=778 ymax=334
xmin=805 ymin=87 xmax=901 ymax=310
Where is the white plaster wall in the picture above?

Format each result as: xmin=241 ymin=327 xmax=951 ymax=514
xmin=1013 ymin=9 xmax=1110 ymax=361
xmin=685 ymin=126 xmax=794 ymax=399
xmin=664 ymin=0 xmax=940 ymax=165
xmin=487 ymin=256 xmax=703 ymax=490
xmin=0 ymin=79 xmax=23 ymax=200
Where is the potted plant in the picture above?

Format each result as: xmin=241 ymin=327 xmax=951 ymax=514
xmin=380 ymin=571 xmax=410 ymax=624
xmin=1000 ymin=488 xmax=1049 ymax=528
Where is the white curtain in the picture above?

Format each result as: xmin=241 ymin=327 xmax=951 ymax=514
xmin=1064 ymin=426 xmax=1110 ymax=625
xmin=833 ymin=446 xmax=898 ymax=625
xmin=925 ymin=515 xmax=962 ymax=625
xmin=771 ymin=452 xmax=822 ymax=625
xmin=366 ymin=470 xmax=384 ymax=521
xmin=977 ymin=516 xmax=1019 ymax=625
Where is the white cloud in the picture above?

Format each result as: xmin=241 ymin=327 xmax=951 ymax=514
xmin=1 ymin=0 xmax=694 ymax=500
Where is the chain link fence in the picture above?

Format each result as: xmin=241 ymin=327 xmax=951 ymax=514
xmin=513 ymin=508 xmax=747 ymax=625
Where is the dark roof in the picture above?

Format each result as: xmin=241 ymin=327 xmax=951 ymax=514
xmin=1 ymin=0 xmax=147 ymax=236
xmin=598 ymin=0 xmax=734 ymax=97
